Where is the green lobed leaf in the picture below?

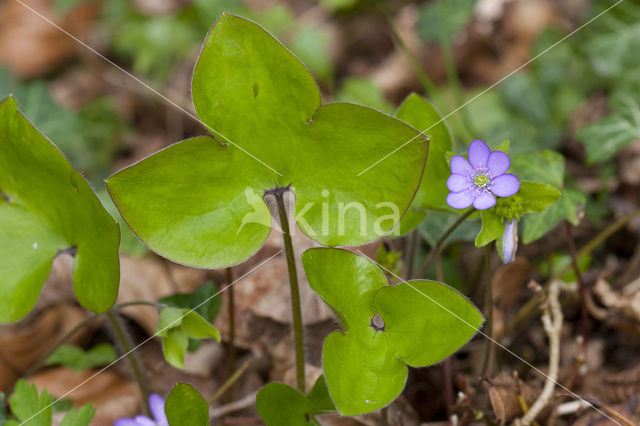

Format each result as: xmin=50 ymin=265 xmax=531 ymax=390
xmin=302 ymin=248 xmax=482 ymax=415
xmin=395 ymin=93 xmax=453 ymax=234
xmin=165 ymin=384 xmax=209 ymax=426
xmin=156 ymin=307 xmax=221 ymax=369
xmin=577 ymin=91 xmax=640 ymax=164
xmin=510 ymin=149 xmax=564 ymax=188
xmin=7 ymin=379 xmax=52 ymax=426
xmin=158 ymin=282 xmax=222 ymax=323
xmin=0 ymin=96 xmax=120 ymax=323
xmin=60 ymin=404 xmax=95 ymax=426
xmin=522 ymin=188 xmax=586 ymax=244
xmin=256 ymin=376 xmax=335 ymax=425
xmin=107 ymin=14 xmax=427 ymax=269
xmin=475 ymin=209 xmax=504 ymax=247
xmin=45 ymin=344 xmax=117 ymax=372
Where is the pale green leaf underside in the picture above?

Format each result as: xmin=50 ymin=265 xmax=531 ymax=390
xmin=107 ymin=14 xmax=427 ymax=269
xmin=302 ymin=248 xmax=482 ymax=415
xmin=0 ymin=96 xmax=119 ymax=323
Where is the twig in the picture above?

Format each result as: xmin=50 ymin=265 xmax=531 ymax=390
xmin=210 ymin=392 xmax=257 ymax=419
xmin=515 ymin=281 xmax=563 ymax=426
xmin=503 ymin=207 xmax=640 ymax=341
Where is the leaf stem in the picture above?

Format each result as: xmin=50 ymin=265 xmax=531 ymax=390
xmin=417 ymin=208 xmax=475 ymax=278
xmin=106 ymin=309 xmax=151 ymax=414
xmin=25 ymin=300 xmax=159 ymax=377
xmin=225 ymin=266 xmax=237 ymax=403
xmin=273 ymin=189 xmax=306 ymax=393
xmin=481 ymin=244 xmax=494 ymax=377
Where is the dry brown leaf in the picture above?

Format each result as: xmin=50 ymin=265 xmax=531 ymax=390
xmin=485 ymin=372 xmax=539 ymax=424
xmin=0 ymin=0 xmax=96 ymax=78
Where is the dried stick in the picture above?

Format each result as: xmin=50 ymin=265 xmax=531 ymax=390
xmin=516 ymin=281 xmax=563 ymax=426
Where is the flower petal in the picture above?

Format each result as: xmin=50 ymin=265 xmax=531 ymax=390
xmin=446 ymin=188 xmax=475 ymax=209
xmin=468 ymin=140 xmax=490 ymax=168
xmin=450 ymin=155 xmax=472 ymax=176
xmin=447 ymin=174 xmax=472 ymax=192
xmin=473 ymin=191 xmax=496 ymax=209
xmin=491 ymin=174 xmax=520 ymax=197
xmin=487 ymin=150 xmax=510 ymax=175
xmin=133 ymin=416 xmax=156 ymax=426
xmin=114 ymin=419 xmax=138 ymax=426
xmin=502 ymin=220 xmax=518 ymax=264
xmin=148 ymin=394 xmax=168 ymax=424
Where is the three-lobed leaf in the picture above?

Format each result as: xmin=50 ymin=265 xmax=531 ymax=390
xmin=302 ymin=248 xmax=483 ymax=415
xmin=0 ymin=96 xmax=120 ymax=323
xmin=106 ymin=14 xmax=428 ymax=269
xmin=256 ymin=375 xmax=335 ymax=425
xmin=5 ymin=379 xmax=52 ymax=426
xmin=165 ymin=384 xmax=209 ymax=426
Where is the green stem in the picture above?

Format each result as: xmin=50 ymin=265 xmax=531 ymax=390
xmin=387 ymin=18 xmax=446 ymax=108
xmin=225 ymin=266 xmax=237 ymax=403
xmin=274 ymin=189 xmax=306 ymax=393
xmin=481 ymin=244 xmax=494 ymax=377
xmin=106 ymin=310 xmax=151 ymax=413
xmin=25 ymin=301 xmax=159 ymax=377
xmin=417 ymin=208 xmax=475 ymax=278
xmin=441 ymin=42 xmax=476 ymax=138
xmin=209 ymin=359 xmax=251 ymax=403
xmin=405 ymin=229 xmax=419 ymax=280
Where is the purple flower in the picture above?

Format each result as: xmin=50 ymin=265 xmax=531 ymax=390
xmin=446 ymin=140 xmax=520 ymax=210
xmin=114 ymin=394 xmax=168 ymax=426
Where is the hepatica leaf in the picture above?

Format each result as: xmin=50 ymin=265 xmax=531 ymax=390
xmin=45 ymin=343 xmax=117 ymax=371
xmin=165 ymin=384 xmax=209 ymax=426
xmin=302 ymin=248 xmax=482 ymax=415
xmin=106 ymin=14 xmax=427 ymax=269
xmin=394 ymin=93 xmax=453 ymax=234
xmin=156 ymin=307 xmax=221 ymax=369
xmin=256 ymin=376 xmax=335 ymax=425
xmin=5 ymin=379 xmax=52 ymax=426
xmin=0 ymin=96 xmax=120 ymax=323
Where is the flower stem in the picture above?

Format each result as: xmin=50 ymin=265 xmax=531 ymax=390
xmin=106 ymin=309 xmax=151 ymax=414
xmin=481 ymin=244 xmax=494 ymax=377
xmin=273 ymin=189 xmax=306 ymax=393
xmin=417 ymin=208 xmax=475 ymax=278
xmin=225 ymin=266 xmax=237 ymax=402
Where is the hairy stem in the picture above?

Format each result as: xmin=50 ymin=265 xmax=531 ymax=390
xmin=225 ymin=266 xmax=237 ymax=402
xmin=481 ymin=244 xmax=494 ymax=377
xmin=417 ymin=208 xmax=475 ymax=278
xmin=106 ymin=309 xmax=151 ymax=413
xmin=274 ymin=189 xmax=306 ymax=392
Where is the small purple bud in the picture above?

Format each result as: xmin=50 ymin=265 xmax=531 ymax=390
xmin=502 ymin=220 xmax=518 ymax=264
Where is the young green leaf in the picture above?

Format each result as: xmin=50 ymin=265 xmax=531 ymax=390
xmin=475 ymin=209 xmax=504 ymax=247
xmin=5 ymin=379 xmax=52 ymax=426
xmin=0 ymin=96 xmax=120 ymax=323
xmin=156 ymin=307 xmax=221 ymax=369
xmin=60 ymin=404 xmax=95 ymax=426
xmin=107 ymin=14 xmax=427 ymax=269
xmin=522 ymin=188 xmax=586 ymax=244
xmin=45 ymin=344 xmax=117 ymax=371
xmin=256 ymin=376 xmax=335 ymax=425
xmin=165 ymin=384 xmax=209 ymax=426
xmin=395 ymin=93 xmax=453 ymax=234
xmin=302 ymin=248 xmax=482 ymax=415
